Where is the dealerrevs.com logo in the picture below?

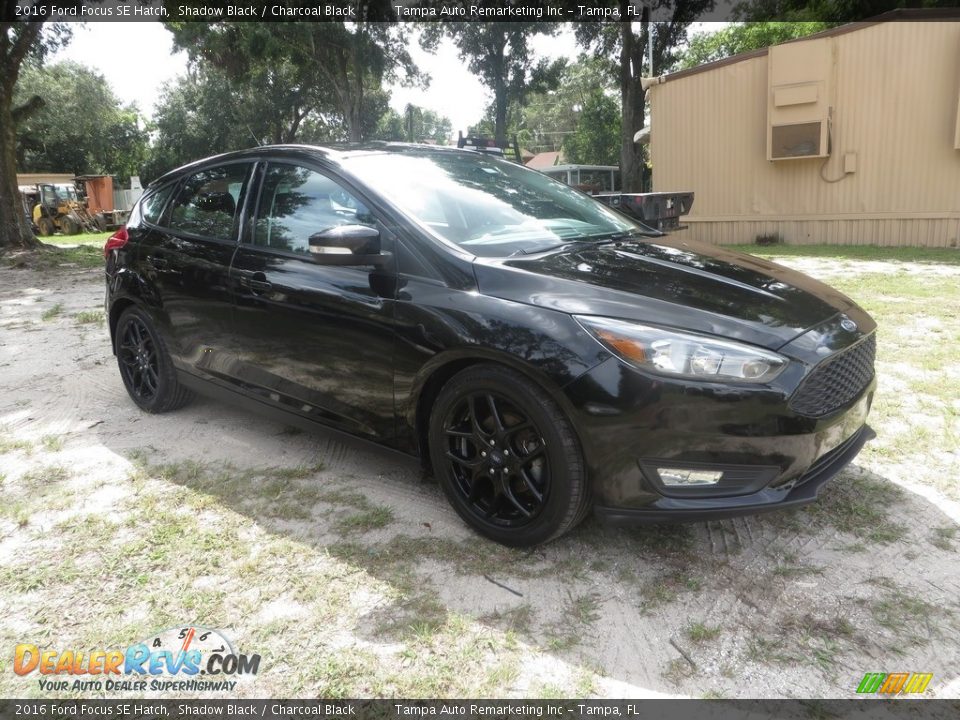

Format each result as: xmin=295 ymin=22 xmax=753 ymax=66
xmin=14 ymin=626 xmax=260 ymax=693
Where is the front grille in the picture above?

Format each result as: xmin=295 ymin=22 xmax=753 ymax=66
xmin=789 ymin=334 xmax=876 ymax=417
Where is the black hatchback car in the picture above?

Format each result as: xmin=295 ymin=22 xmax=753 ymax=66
xmin=104 ymin=144 xmax=876 ymax=546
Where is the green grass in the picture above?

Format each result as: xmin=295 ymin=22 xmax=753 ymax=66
xmin=40 ymin=434 xmax=64 ymax=452
xmin=74 ymin=310 xmax=104 ymax=325
xmin=42 ymin=231 xmax=113 ymax=247
xmin=41 ymin=303 xmax=64 ymax=321
xmin=3 ymin=244 xmax=103 ymax=270
xmin=686 ymin=622 xmax=721 ymax=643
xmin=729 ymin=244 xmax=960 ymax=264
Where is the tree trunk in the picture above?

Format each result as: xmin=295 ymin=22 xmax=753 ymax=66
xmin=619 ymin=3 xmax=648 ymax=193
xmin=493 ymin=36 xmax=508 ymax=148
xmin=0 ymin=84 xmax=38 ymax=251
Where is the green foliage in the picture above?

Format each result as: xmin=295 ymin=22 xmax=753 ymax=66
xmin=485 ymin=57 xmax=615 ymax=155
xmin=372 ymin=104 xmax=452 ymax=144
xmin=563 ymin=91 xmax=621 ymax=166
xmin=677 ymin=22 xmax=833 ymax=69
xmin=165 ymin=14 xmax=420 ymax=144
xmin=423 ymin=22 xmax=564 ymax=145
xmin=732 ymin=0 xmax=957 ymax=23
xmin=14 ymin=62 xmax=149 ymax=182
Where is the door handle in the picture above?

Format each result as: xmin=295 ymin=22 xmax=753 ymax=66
xmin=243 ymin=272 xmax=272 ymax=293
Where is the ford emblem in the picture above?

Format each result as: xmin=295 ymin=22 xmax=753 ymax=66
xmin=840 ymin=316 xmax=858 ymax=333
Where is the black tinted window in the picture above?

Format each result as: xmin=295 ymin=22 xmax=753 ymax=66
xmin=253 ymin=164 xmax=375 ymax=253
xmin=140 ymin=184 xmax=175 ymax=225
xmin=168 ymin=164 xmax=252 ymax=239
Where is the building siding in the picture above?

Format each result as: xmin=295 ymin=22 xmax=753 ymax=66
xmin=651 ymin=21 xmax=960 ymax=247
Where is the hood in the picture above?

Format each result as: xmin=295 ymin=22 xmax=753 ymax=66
xmin=472 ymin=237 xmax=859 ymax=350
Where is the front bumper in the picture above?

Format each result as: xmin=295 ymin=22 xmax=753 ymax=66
xmin=594 ymin=424 xmax=875 ymax=523
xmin=563 ymin=344 xmax=877 ymax=521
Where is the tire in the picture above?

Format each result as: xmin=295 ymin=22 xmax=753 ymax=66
xmin=37 ymin=217 xmax=55 ymax=237
xmin=115 ymin=306 xmax=193 ymax=413
xmin=428 ymin=364 xmax=590 ymax=547
xmin=60 ymin=216 xmax=79 ymax=235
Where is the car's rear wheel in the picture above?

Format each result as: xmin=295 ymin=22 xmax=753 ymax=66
xmin=429 ymin=364 xmax=590 ymax=547
xmin=37 ymin=217 xmax=54 ymax=236
xmin=115 ymin=306 xmax=192 ymax=413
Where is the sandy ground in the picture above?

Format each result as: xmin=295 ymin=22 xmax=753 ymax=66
xmin=1 ymin=259 xmax=959 ymax=701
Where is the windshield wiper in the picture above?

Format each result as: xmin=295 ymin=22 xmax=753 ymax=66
xmin=510 ymin=234 xmax=631 ymax=257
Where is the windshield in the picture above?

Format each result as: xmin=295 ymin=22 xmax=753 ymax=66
xmin=342 ymin=150 xmax=644 ymax=257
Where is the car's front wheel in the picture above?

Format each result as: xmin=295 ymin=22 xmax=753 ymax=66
xmin=115 ymin=306 xmax=192 ymax=413
xmin=429 ymin=364 xmax=590 ymax=547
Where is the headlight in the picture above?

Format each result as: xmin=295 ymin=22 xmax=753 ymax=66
xmin=575 ymin=316 xmax=788 ymax=384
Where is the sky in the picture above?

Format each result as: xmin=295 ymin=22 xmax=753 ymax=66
xmin=52 ymin=22 xmax=727 ymax=141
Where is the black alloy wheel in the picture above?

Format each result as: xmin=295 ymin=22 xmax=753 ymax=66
xmin=430 ymin=364 xmax=590 ymax=546
xmin=443 ymin=390 xmax=550 ymax=527
xmin=115 ymin=307 xmax=192 ymax=413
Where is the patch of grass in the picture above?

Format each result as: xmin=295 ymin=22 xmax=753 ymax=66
xmin=686 ymin=622 xmax=721 ymax=643
xmin=41 ymin=303 xmax=64 ymax=321
xmin=930 ymin=526 xmax=957 ymax=552
xmin=0 ymin=435 xmax=32 ymax=454
xmin=334 ymin=505 xmax=394 ymax=534
xmin=773 ymin=562 xmax=823 ymax=578
xmin=40 ymin=434 xmax=64 ymax=452
xmin=870 ymin=589 xmax=939 ymax=646
xmin=42 ymin=231 xmax=113 ymax=247
xmin=271 ymin=462 xmax=325 ymax=480
xmin=481 ymin=604 xmax=533 ymax=635
xmin=729 ymin=244 xmax=960 ymax=265
xmin=20 ymin=464 xmax=70 ymax=485
xmin=5 ymin=244 xmax=104 ymax=270
xmin=795 ymin=471 xmax=907 ymax=543
xmin=74 ymin=310 xmax=104 ymax=325
xmin=545 ymin=593 xmax=601 ymax=652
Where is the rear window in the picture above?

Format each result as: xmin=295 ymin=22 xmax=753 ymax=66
xmin=166 ymin=164 xmax=253 ymax=240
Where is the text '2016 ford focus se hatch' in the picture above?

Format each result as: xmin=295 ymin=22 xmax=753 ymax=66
xmin=104 ymin=144 xmax=876 ymax=546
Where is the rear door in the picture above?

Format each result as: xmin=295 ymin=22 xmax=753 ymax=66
xmin=137 ymin=161 xmax=255 ymax=377
xmin=227 ymin=160 xmax=398 ymax=440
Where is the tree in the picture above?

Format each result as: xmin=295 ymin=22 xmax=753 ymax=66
xmin=570 ymin=1 xmax=714 ymax=192
xmin=513 ymin=57 xmax=618 ymax=155
xmin=166 ymin=4 xmax=419 ymax=143
xmin=1 ymin=17 xmax=72 ymax=251
xmin=732 ymin=0 xmax=957 ymax=22
xmin=15 ymin=61 xmax=149 ymax=182
xmin=421 ymin=21 xmax=565 ymax=148
xmin=676 ymin=22 xmax=833 ymax=69
xmin=563 ymin=90 xmax=621 ymax=166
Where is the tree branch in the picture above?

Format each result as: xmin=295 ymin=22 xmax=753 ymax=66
xmin=11 ymin=94 xmax=44 ymax=124
xmin=8 ymin=22 xmax=45 ymax=75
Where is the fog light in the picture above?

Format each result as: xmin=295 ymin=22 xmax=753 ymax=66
xmin=658 ymin=468 xmax=723 ymax=486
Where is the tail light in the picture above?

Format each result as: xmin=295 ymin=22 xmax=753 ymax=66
xmin=103 ymin=227 xmax=129 ymax=258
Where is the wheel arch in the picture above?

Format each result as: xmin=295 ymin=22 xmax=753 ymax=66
xmin=410 ymin=349 xmax=584 ymax=474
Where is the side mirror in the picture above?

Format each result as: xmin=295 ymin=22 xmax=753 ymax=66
xmin=307 ymin=225 xmax=388 ymax=267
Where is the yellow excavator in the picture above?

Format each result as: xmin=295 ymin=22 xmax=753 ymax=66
xmin=26 ymin=182 xmax=92 ymax=236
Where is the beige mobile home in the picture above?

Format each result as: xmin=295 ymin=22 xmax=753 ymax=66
xmin=650 ymin=15 xmax=960 ymax=247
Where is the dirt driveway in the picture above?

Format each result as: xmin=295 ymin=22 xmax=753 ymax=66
xmin=1 ymin=251 xmax=959 ymax=699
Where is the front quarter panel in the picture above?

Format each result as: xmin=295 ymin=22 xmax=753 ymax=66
xmin=393 ymin=275 xmax=611 ymax=449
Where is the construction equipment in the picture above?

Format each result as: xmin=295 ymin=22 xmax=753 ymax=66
xmin=18 ymin=174 xmax=128 ymax=236
xmin=26 ymin=182 xmax=91 ymax=236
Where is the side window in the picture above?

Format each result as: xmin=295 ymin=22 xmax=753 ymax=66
xmin=167 ymin=164 xmax=252 ymax=239
xmin=253 ymin=163 xmax=375 ymax=254
xmin=141 ymin=184 xmax=175 ymax=226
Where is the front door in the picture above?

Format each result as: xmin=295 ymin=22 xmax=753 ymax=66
xmin=228 ymin=161 xmax=397 ymax=440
